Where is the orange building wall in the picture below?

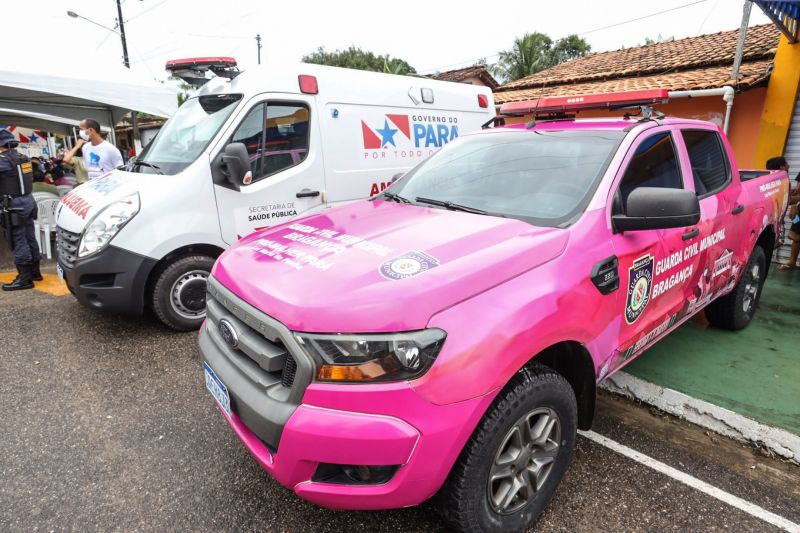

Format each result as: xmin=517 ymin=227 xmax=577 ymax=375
xmin=502 ymin=88 xmax=768 ymax=168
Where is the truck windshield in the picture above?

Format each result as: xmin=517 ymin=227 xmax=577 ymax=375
xmin=390 ymin=130 xmax=625 ymax=227
xmin=134 ymin=93 xmax=243 ymax=175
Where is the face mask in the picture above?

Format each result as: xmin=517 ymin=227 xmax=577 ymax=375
xmin=79 ymin=129 xmax=90 ymax=141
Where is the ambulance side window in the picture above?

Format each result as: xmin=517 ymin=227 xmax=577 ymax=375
xmin=228 ymin=102 xmax=310 ymax=184
xmin=615 ymin=132 xmax=683 ymax=214
xmin=259 ymin=103 xmax=310 ymax=181
xmin=229 ymin=104 xmax=266 ymax=176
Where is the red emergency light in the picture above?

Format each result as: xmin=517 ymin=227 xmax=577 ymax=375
xmin=165 ymin=56 xmax=240 ymax=86
xmin=165 ymin=56 xmax=237 ymax=70
xmin=499 ymin=89 xmax=670 ymax=116
xmin=298 ymin=74 xmax=318 ymax=94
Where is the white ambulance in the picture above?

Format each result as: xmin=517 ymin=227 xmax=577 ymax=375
xmin=55 ymin=62 xmax=495 ymax=330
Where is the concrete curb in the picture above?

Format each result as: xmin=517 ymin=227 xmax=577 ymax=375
xmin=601 ymin=372 xmax=800 ymax=464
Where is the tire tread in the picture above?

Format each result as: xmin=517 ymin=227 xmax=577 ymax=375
xmin=440 ymin=364 xmax=576 ymax=533
xmin=705 ymin=246 xmax=765 ymax=331
xmin=151 ymin=254 xmax=214 ymax=331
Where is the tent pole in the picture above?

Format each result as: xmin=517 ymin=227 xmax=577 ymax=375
xmin=108 ymin=109 xmax=117 ymax=145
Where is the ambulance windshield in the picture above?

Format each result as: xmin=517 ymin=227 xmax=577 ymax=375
xmin=135 ymin=93 xmax=243 ymax=175
xmin=390 ymin=130 xmax=625 ymax=227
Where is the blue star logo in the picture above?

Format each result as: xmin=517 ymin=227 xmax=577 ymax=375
xmin=29 ymin=132 xmax=39 ymax=143
xmin=376 ymin=119 xmax=398 ymax=148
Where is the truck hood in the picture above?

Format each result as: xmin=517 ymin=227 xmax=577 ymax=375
xmin=56 ymin=170 xmax=160 ymax=233
xmin=213 ymin=200 xmax=569 ymax=332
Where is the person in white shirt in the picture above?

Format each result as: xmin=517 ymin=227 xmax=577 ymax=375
xmin=78 ymin=118 xmax=124 ymax=180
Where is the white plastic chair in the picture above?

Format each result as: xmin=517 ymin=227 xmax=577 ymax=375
xmin=34 ymin=198 xmax=60 ymax=259
xmin=32 ymin=191 xmax=60 ymax=204
xmin=56 ymin=185 xmax=73 ymax=197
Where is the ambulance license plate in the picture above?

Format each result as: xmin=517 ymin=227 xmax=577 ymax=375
xmin=203 ymin=362 xmax=231 ymax=418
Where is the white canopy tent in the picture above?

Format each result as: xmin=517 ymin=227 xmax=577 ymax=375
xmin=0 ymin=107 xmax=81 ymax=136
xmin=0 ymin=55 xmax=177 ymax=143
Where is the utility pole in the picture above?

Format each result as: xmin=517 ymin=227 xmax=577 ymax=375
xmin=116 ymin=0 xmax=130 ymax=68
xmin=256 ymin=34 xmax=262 ymax=65
xmin=116 ymin=0 xmax=139 ymax=156
xmin=731 ymin=0 xmax=753 ymax=81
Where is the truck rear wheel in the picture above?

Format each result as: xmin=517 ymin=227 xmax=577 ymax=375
xmin=705 ymin=245 xmax=766 ymax=331
xmin=440 ymin=364 xmax=577 ymax=533
xmin=151 ymin=254 xmax=215 ymax=331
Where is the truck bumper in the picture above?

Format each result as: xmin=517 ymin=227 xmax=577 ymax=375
xmin=59 ymin=244 xmax=157 ymax=315
xmin=201 ymin=331 xmax=496 ymax=510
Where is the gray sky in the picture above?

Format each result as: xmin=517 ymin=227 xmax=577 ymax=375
xmin=13 ymin=0 xmax=771 ymax=81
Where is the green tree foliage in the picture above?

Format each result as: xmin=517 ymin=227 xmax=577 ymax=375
xmin=492 ymin=32 xmax=591 ymax=82
xmin=302 ymin=46 xmax=416 ymax=75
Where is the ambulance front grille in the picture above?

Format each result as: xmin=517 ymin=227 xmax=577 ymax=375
xmin=55 ymin=226 xmax=80 ymax=268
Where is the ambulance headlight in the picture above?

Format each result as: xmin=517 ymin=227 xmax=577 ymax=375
xmin=295 ymin=329 xmax=447 ymax=383
xmin=78 ymin=193 xmax=140 ymax=258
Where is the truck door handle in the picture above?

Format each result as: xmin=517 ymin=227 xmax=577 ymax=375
xmin=732 ymin=204 xmax=745 ymax=215
xmin=682 ymin=227 xmax=699 ymax=241
xmin=296 ymin=190 xmax=320 ymax=199
xmin=590 ymin=255 xmax=619 ymax=295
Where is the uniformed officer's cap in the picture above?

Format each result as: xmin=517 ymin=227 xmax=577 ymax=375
xmin=0 ymin=129 xmax=16 ymax=147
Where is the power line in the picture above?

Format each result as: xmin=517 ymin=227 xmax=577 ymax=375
xmin=126 ymin=0 xmax=172 ymax=23
xmin=419 ymin=0 xmax=708 ymax=73
xmin=577 ymin=0 xmax=707 ymax=36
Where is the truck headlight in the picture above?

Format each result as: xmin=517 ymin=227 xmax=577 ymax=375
xmin=78 ymin=193 xmax=140 ymax=258
xmin=295 ymin=329 xmax=447 ymax=383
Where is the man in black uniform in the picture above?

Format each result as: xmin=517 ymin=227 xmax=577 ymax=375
xmin=0 ymin=129 xmax=42 ymax=291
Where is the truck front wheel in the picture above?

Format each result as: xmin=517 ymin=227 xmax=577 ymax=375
xmin=151 ymin=254 xmax=215 ymax=331
xmin=440 ymin=364 xmax=577 ymax=533
xmin=705 ymin=245 xmax=766 ymax=331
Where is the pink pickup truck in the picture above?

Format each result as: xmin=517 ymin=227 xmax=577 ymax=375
xmin=199 ymin=94 xmax=789 ymax=532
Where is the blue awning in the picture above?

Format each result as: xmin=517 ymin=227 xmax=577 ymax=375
xmin=754 ymin=1 xmax=799 ymax=43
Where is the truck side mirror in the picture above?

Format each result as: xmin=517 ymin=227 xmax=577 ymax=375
xmin=221 ymin=142 xmax=251 ymax=189
xmin=612 ymin=187 xmax=700 ymax=232
xmin=391 ymin=172 xmax=404 ymax=183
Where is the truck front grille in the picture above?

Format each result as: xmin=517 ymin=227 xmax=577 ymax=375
xmin=205 ymin=277 xmax=310 ymax=401
xmin=56 ymin=226 xmax=80 ymax=268
xmin=281 ymin=355 xmax=297 ymax=388
xmin=203 ymin=277 xmax=313 ymax=449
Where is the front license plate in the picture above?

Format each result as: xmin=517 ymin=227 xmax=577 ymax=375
xmin=203 ymin=362 xmax=231 ymax=417
xmin=56 ymin=264 xmax=64 ymax=281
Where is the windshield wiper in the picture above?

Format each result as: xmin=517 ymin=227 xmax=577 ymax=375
xmin=377 ymin=191 xmax=411 ymax=203
xmin=127 ymin=160 xmax=164 ymax=175
xmin=415 ymin=196 xmax=490 ymax=215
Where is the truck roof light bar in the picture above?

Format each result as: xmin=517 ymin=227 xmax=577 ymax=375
xmin=499 ymin=89 xmax=670 ymax=117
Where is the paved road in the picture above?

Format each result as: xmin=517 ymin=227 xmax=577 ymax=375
xmin=1 ymin=277 xmax=798 ymax=532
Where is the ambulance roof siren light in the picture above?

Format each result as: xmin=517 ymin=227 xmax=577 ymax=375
xmin=165 ymin=56 xmax=239 ymax=86
xmin=498 ymin=89 xmax=670 ymax=116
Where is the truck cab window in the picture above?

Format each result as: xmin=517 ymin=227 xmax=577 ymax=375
xmin=682 ymin=129 xmax=730 ymax=196
xmin=229 ymin=102 xmax=310 ymax=184
xmin=617 ymin=132 xmax=682 ymax=211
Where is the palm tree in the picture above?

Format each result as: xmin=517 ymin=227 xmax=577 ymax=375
xmin=492 ymin=33 xmax=591 ymax=83
xmin=492 ymin=32 xmax=554 ymax=82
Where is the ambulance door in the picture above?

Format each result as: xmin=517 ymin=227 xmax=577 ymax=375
xmin=213 ymin=95 xmax=326 ymax=243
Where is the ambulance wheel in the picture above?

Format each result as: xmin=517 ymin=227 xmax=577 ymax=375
xmin=705 ymin=245 xmax=766 ymax=331
xmin=151 ymin=254 xmax=215 ymax=331
xmin=440 ymin=364 xmax=576 ymax=533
